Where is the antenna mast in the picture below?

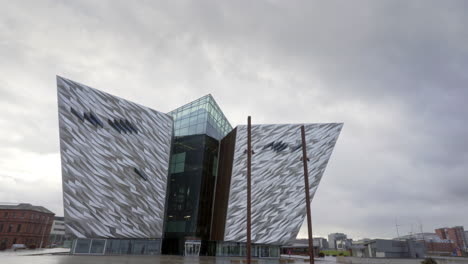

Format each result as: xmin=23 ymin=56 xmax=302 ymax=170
xmin=395 ymin=218 xmax=401 ymax=239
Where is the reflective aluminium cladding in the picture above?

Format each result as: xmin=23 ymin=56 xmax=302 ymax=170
xmin=57 ymin=76 xmax=173 ymax=239
xmin=168 ymin=94 xmax=232 ymax=140
xmin=57 ymin=76 xmax=344 ymax=257
xmin=212 ymin=123 xmax=343 ymax=245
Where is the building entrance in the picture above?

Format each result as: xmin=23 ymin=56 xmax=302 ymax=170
xmin=184 ymin=240 xmax=201 ymax=256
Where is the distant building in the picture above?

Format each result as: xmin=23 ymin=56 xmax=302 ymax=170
xmin=48 ymin=216 xmax=66 ymax=246
xmin=424 ymin=240 xmax=458 ymax=257
xmin=435 ymin=226 xmax=467 ymax=252
xmin=353 ymin=238 xmax=371 ymax=245
xmin=351 ymin=239 xmax=425 ymax=258
xmin=328 ymin=233 xmax=348 ymax=249
xmin=393 ymin=232 xmax=459 ymax=257
xmin=336 ymin=238 xmax=353 ymax=250
xmin=313 ymin=237 xmax=329 ymax=249
xmin=0 ymin=203 xmax=54 ymax=249
xmin=395 ymin=233 xmax=449 ymax=243
xmin=281 ymin=239 xmax=320 ymax=256
xmin=289 ymin=238 xmax=327 ymax=249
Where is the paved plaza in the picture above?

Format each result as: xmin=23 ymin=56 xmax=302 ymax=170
xmin=0 ymin=254 xmax=335 ymax=264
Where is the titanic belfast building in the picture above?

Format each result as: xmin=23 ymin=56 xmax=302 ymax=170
xmin=57 ymin=76 xmax=343 ymax=256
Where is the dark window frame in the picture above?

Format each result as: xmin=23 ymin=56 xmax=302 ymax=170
xmin=89 ymin=112 xmax=104 ymax=128
xmin=70 ymin=107 xmax=84 ymax=122
xmin=134 ymin=168 xmax=148 ymax=181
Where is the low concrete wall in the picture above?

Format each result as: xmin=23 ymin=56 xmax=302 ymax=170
xmin=337 ymin=256 xmax=468 ymax=264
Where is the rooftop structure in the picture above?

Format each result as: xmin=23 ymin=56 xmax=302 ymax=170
xmin=0 ymin=203 xmax=54 ymax=214
xmin=168 ymin=94 xmax=232 ymax=140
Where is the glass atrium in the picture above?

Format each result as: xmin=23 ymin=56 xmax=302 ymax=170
xmin=168 ymin=94 xmax=232 ymax=140
xmin=163 ymin=95 xmax=232 ymax=255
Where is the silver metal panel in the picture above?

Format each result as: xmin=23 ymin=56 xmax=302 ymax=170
xmin=224 ymin=123 xmax=342 ymax=245
xmin=57 ymin=76 xmax=173 ymax=238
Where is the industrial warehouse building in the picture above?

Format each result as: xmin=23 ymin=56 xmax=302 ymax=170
xmin=57 ymin=76 xmax=342 ymax=256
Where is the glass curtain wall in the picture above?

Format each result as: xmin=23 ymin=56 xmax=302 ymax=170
xmin=214 ymin=242 xmax=280 ymax=258
xmin=163 ymin=135 xmax=219 ymax=255
xmin=168 ymin=94 xmax=232 ymax=140
xmin=71 ymin=238 xmax=161 ymax=255
xmin=163 ymin=94 xmax=232 ymax=255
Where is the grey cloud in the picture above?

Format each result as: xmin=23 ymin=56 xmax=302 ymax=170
xmin=0 ymin=0 xmax=466 ymax=239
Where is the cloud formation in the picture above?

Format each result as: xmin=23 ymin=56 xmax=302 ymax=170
xmin=0 ymin=0 xmax=467 ymax=239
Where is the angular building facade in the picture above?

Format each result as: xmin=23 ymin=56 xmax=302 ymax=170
xmin=212 ymin=124 xmax=342 ymax=245
xmin=57 ymin=77 xmax=173 ymax=254
xmin=57 ymin=76 xmax=342 ymax=256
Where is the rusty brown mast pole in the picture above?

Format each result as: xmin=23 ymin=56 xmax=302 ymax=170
xmin=247 ymin=116 xmax=252 ymax=264
xmin=301 ymin=125 xmax=315 ymax=264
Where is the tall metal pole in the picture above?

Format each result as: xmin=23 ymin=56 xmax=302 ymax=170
xmin=247 ymin=116 xmax=252 ymax=264
xmin=300 ymin=125 xmax=314 ymax=264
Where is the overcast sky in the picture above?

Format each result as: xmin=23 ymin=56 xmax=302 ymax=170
xmin=0 ymin=0 xmax=467 ymax=240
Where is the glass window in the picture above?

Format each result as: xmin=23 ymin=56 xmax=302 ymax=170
xmin=180 ymin=118 xmax=189 ymax=128
xmin=90 ymin=239 xmax=106 ymax=254
xmin=147 ymin=240 xmax=160 ymax=255
xmin=174 ymin=163 xmax=184 ymax=173
xmin=175 ymin=153 xmax=185 ymax=163
xmin=179 ymin=127 xmax=188 ymax=136
xmin=168 ymin=95 xmax=232 ymax=140
xmin=111 ymin=240 xmax=121 ymax=254
xmin=240 ymin=244 xmax=246 ymax=256
xmin=196 ymin=124 xmax=204 ymax=134
xmin=270 ymin=246 xmax=279 ymax=257
xmin=119 ymin=240 xmax=131 ymax=254
xmin=189 ymin=110 xmax=198 ymax=119
xmin=166 ymin=221 xmax=186 ymax=232
xmin=188 ymin=125 xmax=197 ymax=134
xmin=212 ymin=156 xmax=218 ymax=177
xmin=74 ymin=239 xmax=91 ymax=254
xmin=189 ymin=116 xmax=198 ymax=126
xmin=180 ymin=109 xmax=190 ymax=117
xmin=171 ymin=152 xmax=186 ymax=174
xmin=132 ymin=240 xmax=147 ymax=255
xmin=260 ymin=246 xmax=269 ymax=257
xmin=105 ymin=239 xmax=115 ymax=254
